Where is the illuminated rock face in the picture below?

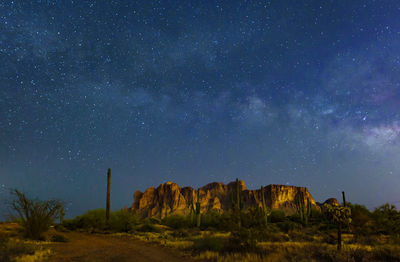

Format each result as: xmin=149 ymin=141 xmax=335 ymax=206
xmin=131 ymin=180 xmax=321 ymax=218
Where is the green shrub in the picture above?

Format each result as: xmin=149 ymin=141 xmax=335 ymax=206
xmin=276 ymin=220 xmax=302 ymax=232
xmin=54 ymin=224 xmax=68 ymax=232
xmin=64 ymin=209 xmax=107 ymax=231
xmin=50 ymin=234 xmax=69 ymax=242
xmin=256 ymin=229 xmax=290 ymax=242
xmin=109 ymin=209 xmax=138 ymax=232
xmin=162 ymin=215 xmax=190 ymax=229
xmin=136 ymin=223 xmax=159 ymax=232
xmin=269 ymin=209 xmax=286 ymax=223
xmin=170 ymin=228 xmax=189 ymax=238
xmin=63 ymin=209 xmax=139 ymax=232
xmin=200 ymin=210 xmax=224 ymax=229
xmin=288 ymin=230 xmax=314 ymax=242
xmin=226 ymin=228 xmax=259 ymax=252
xmin=372 ymin=204 xmax=400 ymax=235
xmin=372 ymin=245 xmax=400 ymax=261
xmin=193 ymin=234 xmax=225 ymax=252
xmin=0 ymin=238 xmax=36 ymax=262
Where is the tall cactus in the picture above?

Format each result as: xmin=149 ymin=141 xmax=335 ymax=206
xmin=106 ymin=168 xmax=111 ymax=223
xmin=296 ymin=191 xmax=311 ymax=224
xmin=260 ymin=186 xmax=270 ymax=226
xmin=236 ymin=178 xmax=240 ymax=210
xmin=235 ymin=178 xmax=242 ymax=228
xmin=189 ymin=200 xmax=195 ymax=224
xmin=196 ymin=189 xmax=201 ymax=227
xmin=342 ymin=191 xmax=346 ymax=207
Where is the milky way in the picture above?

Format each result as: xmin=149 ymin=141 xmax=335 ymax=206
xmin=1 ymin=1 xmax=400 ymax=217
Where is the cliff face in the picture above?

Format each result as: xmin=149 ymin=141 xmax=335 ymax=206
xmin=131 ymin=181 xmax=321 ymax=218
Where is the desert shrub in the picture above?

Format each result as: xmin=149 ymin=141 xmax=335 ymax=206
xmin=63 ymin=208 xmax=139 ymax=232
xmin=136 ymin=222 xmax=159 ymax=232
xmin=256 ymin=229 xmax=289 ymax=242
xmin=162 ymin=215 xmax=190 ymax=229
xmin=0 ymin=238 xmax=36 ymax=262
xmin=193 ymin=234 xmax=225 ymax=252
xmin=372 ymin=204 xmax=400 ymax=235
xmin=145 ymin=217 xmax=161 ymax=224
xmin=276 ymin=220 xmax=302 ymax=233
xmin=226 ymin=228 xmax=260 ymax=252
xmin=242 ymin=206 xmax=268 ymax=229
xmin=109 ymin=209 xmax=139 ymax=232
xmin=50 ymin=234 xmax=69 ymax=242
xmin=288 ymin=230 xmax=314 ymax=242
xmin=170 ymin=228 xmax=189 ymax=238
xmin=321 ymin=231 xmax=337 ymax=244
xmin=54 ymin=224 xmax=68 ymax=232
xmin=7 ymin=190 xmax=63 ymax=240
xmin=64 ymin=209 xmax=107 ymax=231
xmin=372 ymin=245 xmax=400 ymax=261
xmin=348 ymin=203 xmax=373 ymax=236
xmin=200 ymin=210 xmax=224 ymax=229
xmin=269 ymin=209 xmax=286 ymax=223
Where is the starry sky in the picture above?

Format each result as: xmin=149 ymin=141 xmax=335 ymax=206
xmin=1 ymin=1 xmax=400 ymax=218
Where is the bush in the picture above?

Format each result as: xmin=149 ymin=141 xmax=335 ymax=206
xmin=193 ymin=234 xmax=225 ymax=252
xmin=372 ymin=204 xmax=400 ymax=235
xmin=372 ymin=245 xmax=400 ymax=261
xmin=200 ymin=210 xmax=224 ymax=229
xmin=226 ymin=228 xmax=259 ymax=252
xmin=50 ymin=234 xmax=69 ymax=242
xmin=7 ymin=190 xmax=63 ymax=240
xmin=63 ymin=209 xmax=139 ymax=232
xmin=288 ymin=230 xmax=314 ymax=242
xmin=64 ymin=209 xmax=107 ymax=232
xmin=109 ymin=209 xmax=138 ymax=232
xmin=162 ymin=215 xmax=190 ymax=229
xmin=269 ymin=209 xmax=286 ymax=223
xmin=254 ymin=229 xmax=289 ymax=242
xmin=0 ymin=238 xmax=36 ymax=262
xmin=276 ymin=220 xmax=302 ymax=232
xmin=348 ymin=203 xmax=373 ymax=235
xmin=136 ymin=222 xmax=159 ymax=233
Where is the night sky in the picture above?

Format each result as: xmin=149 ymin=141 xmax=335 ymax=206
xmin=1 ymin=1 xmax=400 ymax=218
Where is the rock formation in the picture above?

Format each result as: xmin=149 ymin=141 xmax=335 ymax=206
xmin=131 ymin=180 xmax=326 ymax=218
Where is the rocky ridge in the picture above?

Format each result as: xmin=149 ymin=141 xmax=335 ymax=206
xmin=131 ymin=180 xmax=330 ymax=218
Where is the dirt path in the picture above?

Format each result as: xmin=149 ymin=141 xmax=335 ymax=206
xmin=45 ymin=232 xmax=200 ymax=262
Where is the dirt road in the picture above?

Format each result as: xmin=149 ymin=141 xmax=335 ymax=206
xmin=45 ymin=231 xmax=200 ymax=262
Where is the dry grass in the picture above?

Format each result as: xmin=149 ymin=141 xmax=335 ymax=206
xmin=14 ymin=248 xmax=52 ymax=262
xmin=130 ymin=229 xmax=400 ymax=262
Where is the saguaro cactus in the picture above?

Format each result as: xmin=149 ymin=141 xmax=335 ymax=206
xmin=196 ymin=189 xmax=201 ymax=227
xmin=106 ymin=168 xmax=111 ymax=223
xmin=342 ymin=191 xmax=346 ymax=207
xmin=296 ymin=191 xmax=311 ymax=224
xmin=235 ymin=178 xmax=242 ymax=228
xmin=189 ymin=201 xmax=195 ymax=224
xmin=260 ymin=186 xmax=270 ymax=226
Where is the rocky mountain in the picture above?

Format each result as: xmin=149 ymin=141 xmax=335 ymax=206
xmin=131 ymin=180 xmax=328 ymax=218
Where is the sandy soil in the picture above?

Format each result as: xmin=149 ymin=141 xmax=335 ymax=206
xmin=45 ymin=231 xmax=200 ymax=262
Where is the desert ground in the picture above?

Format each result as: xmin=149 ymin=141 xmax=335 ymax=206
xmin=44 ymin=230 xmax=200 ymax=262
